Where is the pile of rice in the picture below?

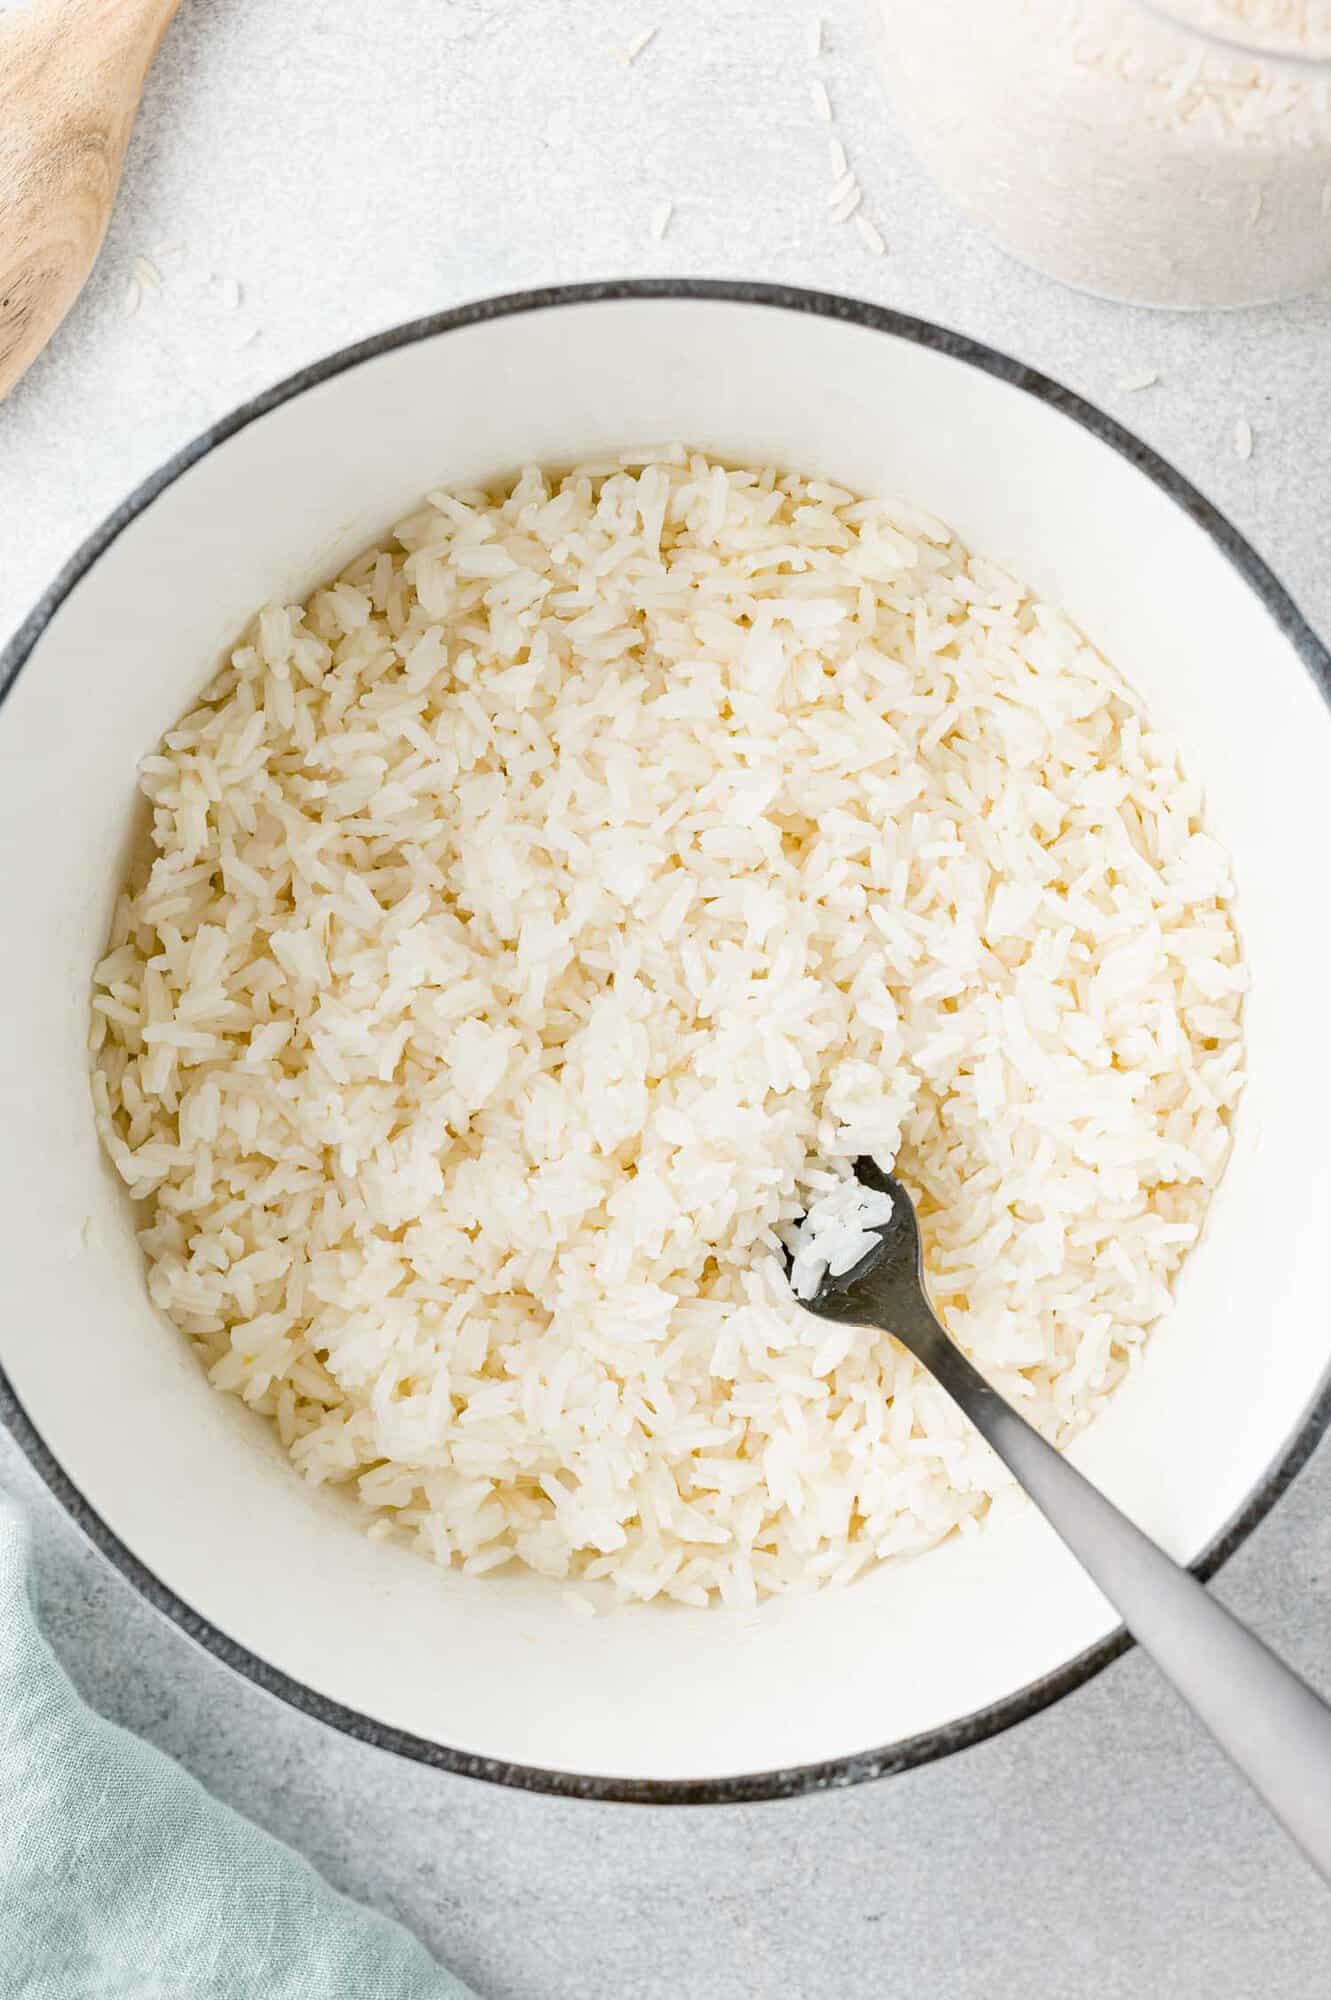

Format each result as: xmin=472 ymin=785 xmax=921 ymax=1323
xmin=90 ymin=449 xmax=1246 ymax=1608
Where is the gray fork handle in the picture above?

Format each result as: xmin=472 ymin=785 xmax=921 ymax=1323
xmin=923 ymin=1332 xmax=1331 ymax=1883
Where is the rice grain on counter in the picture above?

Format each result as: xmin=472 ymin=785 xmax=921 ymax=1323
xmin=90 ymin=450 xmax=1246 ymax=1608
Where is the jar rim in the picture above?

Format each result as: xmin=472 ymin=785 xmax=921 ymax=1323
xmin=1136 ymin=0 xmax=1331 ymax=67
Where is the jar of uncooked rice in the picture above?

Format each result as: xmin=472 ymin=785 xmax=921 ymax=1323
xmin=873 ymin=0 xmax=1331 ymax=306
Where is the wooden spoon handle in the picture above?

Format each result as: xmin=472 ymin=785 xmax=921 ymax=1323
xmin=0 ymin=0 xmax=183 ymax=401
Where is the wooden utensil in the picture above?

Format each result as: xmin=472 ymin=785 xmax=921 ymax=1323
xmin=0 ymin=0 xmax=181 ymax=401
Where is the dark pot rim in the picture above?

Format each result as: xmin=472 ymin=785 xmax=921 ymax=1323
xmin=3 ymin=277 xmax=1329 ymax=1806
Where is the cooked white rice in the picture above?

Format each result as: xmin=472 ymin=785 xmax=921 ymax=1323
xmin=89 ymin=449 xmax=1246 ymax=1608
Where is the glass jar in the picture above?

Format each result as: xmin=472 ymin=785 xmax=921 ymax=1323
xmin=873 ymin=0 xmax=1331 ymax=307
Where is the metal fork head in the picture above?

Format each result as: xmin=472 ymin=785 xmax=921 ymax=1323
xmin=790 ymin=1160 xmax=938 ymax=1344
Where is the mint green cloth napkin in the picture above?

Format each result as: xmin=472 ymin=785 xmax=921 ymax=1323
xmin=0 ymin=1489 xmax=475 ymax=2000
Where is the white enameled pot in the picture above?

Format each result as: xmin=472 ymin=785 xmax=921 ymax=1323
xmin=2 ymin=283 xmax=1328 ymax=1801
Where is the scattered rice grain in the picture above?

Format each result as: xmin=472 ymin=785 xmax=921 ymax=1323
xmin=621 ymin=25 xmax=657 ymax=63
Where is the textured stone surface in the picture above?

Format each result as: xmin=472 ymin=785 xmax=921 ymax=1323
xmin=3 ymin=2 xmax=1331 ymax=1993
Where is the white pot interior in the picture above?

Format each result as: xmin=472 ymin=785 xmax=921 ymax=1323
xmin=2 ymin=293 xmax=1328 ymax=1789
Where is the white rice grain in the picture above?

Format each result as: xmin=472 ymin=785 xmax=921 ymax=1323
xmin=91 ymin=449 xmax=1245 ymax=1606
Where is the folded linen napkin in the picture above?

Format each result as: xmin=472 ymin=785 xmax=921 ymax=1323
xmin=0 ymin=1488 xmax=474 ymax=2000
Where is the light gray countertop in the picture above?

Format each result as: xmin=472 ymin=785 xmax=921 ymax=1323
xmin=4 ymin=2 xmax=1331 ymax=1993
